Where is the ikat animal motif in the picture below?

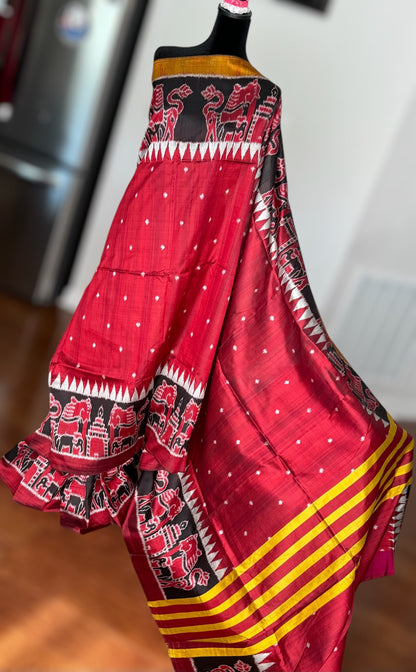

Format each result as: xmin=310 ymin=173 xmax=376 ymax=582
xmin=137 ymin=471 xmax=212 ymax=595
xmin=37 ymin=367 xmax=204 ymax=474
xmin=142 ymin=76 xmax=279 ymax=148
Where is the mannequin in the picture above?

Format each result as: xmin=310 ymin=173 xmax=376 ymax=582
xmin=154 ymin=1 xmax=252 ymax=61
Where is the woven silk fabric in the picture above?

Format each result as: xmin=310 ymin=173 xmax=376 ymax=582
xmin=0 ymin=55 xmax=413 ymax=672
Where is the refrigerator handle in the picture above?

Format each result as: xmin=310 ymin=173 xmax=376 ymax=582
xmin=0 ymin=152 xmax=62 ymax=186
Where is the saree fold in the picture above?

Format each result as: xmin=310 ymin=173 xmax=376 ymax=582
xmin=0 ymin=55 xmax=412 ymax=672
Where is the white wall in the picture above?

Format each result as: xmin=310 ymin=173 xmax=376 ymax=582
xmin=326 ymin=88 xmax=416 ymax=419
xmin=60 ymin=0 xmax=416 ymax=322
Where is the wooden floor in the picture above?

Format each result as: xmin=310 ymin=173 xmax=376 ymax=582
xmin=0 ymin=291 xmax=415 ymax=671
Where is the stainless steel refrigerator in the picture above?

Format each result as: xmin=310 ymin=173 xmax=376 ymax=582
xmin=0 ymin=0 xmax=148 ymax=304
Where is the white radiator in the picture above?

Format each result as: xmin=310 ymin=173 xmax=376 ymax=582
xmin=330 ymin=269 xmax=416 ymax=420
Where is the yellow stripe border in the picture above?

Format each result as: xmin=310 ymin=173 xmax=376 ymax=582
xmin=147 ymin=418 xmax=413 ymax=659
xmin=152 ymin=55 xmax=265 ymax=82
xmin=150 ymin=419 xmax=410 ymax=612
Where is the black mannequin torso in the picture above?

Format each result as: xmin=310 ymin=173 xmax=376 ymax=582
xmin=154 ymin=6 xmax=251 ymax=61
